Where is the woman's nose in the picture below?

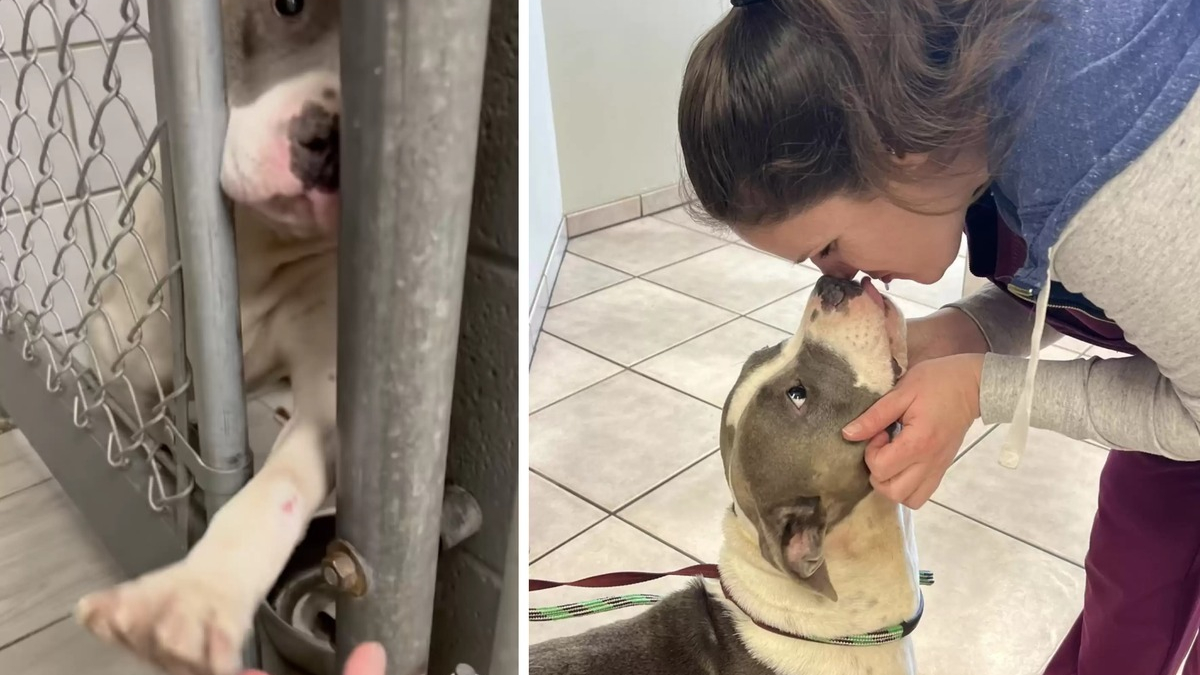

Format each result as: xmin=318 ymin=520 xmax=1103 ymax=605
xmin=813 ymin=258 xmax=858 ymax=280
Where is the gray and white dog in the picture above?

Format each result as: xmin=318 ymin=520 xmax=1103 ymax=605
xmin=75 ymin=2 xmax=348 ymax=674
xmin=532 ymin=276 xmax=923 ymax=675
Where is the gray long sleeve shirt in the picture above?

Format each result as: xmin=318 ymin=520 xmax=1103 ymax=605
xmin=947 ymin=87 xmax=1200 ymax=460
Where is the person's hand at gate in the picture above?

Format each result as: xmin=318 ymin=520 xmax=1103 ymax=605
xmin=842 ymin=353 xmax=984 ymax=509
xmin=243 ymin=642 xmax=386 ymax=675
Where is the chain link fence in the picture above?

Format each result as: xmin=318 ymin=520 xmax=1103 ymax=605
xmin=0 ymin=0 xmax=221 ymax=561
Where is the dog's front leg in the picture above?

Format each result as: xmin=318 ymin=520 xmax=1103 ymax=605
xmin=76 ymin=413 xmax=335 ymax=675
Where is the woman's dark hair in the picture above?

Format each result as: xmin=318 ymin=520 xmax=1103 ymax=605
xmin=678 ymin=0 xmax=1043 ymax=228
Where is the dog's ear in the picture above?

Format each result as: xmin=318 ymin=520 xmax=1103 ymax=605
xmin=769 ymin=497 xmax=838 ymax=602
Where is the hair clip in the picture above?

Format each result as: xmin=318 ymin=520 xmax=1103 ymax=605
xmin=731 ymin=0 xmax=767 ymax=7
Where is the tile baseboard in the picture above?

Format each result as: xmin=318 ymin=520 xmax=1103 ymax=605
xmin=530 ymin=216 xmax=568 ymax=356
xmin=563 ymin=182 xmax=693 ymax=239
xmin=565 ymin=196 xmax=641 ymax=238
xmin=640 ymin=183 xmax=688 ymax=216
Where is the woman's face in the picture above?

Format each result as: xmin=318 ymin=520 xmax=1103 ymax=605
xmin=735 ymin=155 xmax=985 ymax=285
xmin=737 ymin=194 xmax=966 ymax=285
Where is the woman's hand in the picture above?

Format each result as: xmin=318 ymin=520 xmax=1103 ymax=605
xmin=841 ymin=354 xmax=984 ymax=508
xmin=244 ymin=642 xmax=386 ymax=675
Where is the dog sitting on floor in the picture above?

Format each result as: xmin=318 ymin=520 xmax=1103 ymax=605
xmin=531 ymin=276 xmax=924 ymax=675
xmin=74 ymin=2 xmax=350 ymax=675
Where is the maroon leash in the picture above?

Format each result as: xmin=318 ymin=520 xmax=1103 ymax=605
xmin=528 ymin=563 xmax=720 ymax=591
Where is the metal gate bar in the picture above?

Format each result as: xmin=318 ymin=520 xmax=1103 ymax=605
xmin=337 ymin=0 xmax=492 ymax=673
xmin=146 ymin=0 xmax=252 ymax=517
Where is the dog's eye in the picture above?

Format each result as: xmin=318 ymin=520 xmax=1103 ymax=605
xmin=787 ymin=386 xmax=807 ymax=406
xmin=274 ymin=0 xmax=304 ymax=17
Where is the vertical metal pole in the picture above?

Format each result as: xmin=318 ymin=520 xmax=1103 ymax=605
xmin=146 ymin=0 xmax=250 ymax=519
xmin=146 ymin=18 xmax=195 ymax=546
xmin=148 ymin=4 xmax=257 ymax=668
xmin=338 ymin=1 xmax=491 ymax=674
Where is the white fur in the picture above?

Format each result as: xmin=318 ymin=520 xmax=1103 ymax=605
xmin=725 ymin=288 xmax=904 ymax=431
xmin=77 ymin=132 xmax=339 ymax=675
xmin=222 ymin=70 xmax=341 ymax=239
xmin=714 ymin=494 xmax=920 ymax=675
xmin=715 ymin=285 xmax=920 ymax=675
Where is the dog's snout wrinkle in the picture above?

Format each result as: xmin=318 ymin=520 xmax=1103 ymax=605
xmin=288 ymin=102 xmax=340 ymax=192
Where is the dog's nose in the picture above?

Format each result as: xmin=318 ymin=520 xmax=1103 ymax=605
xmin=288 ymin=103 xmax=340 ymax=192
xmin=814 ymin=276 xmax=863 ymax=310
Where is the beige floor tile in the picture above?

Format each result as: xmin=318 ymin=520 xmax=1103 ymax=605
xmin=890 ymin=295 xmax=939 ymax=321
xmin=0 ymin=482 xmax=122 ymax=647
xmin=645 ymin=244 xmax=823 ymax=314
xmin=530 ymin=371 xmax=719 ymax=510
xmin=633 ymin=318 xmax=789 ymax=407
xmin=912 ymin=504 xmax=1085 ymax=675
xmin=746 ymin=288 xmax=815 ymax=333
xmin=1055 ymin=336 xmax=1092 ymax=354
xmin=1086 ymin=345 xmax=1131 ymax=360
xmin=885 ymin=260 xmax=967 ymax=308
xmin=543 ymin=279 xmax=735 ymax=366
xmin=528 ymin=518 xmax=695 ymax=644
xmin=0 ymin=617 xmax=158 ymax=675
xmin=530 ymin=473 xmax=606 ymax=561
xmin=566 ymin=216 xmax=725 ymax=275
xmin=959 ymin=419 xmax=998 ymax=458
xmin=0 ymin=431 xmax=50 ymax=500
xmin=620 ymin=451 xmax=726 ymax=563
xmin=549 ymin=254 xmax=630 ymax=307
xmin=935 ymin=425 xmax=1104 ymax=565
xmin=1041 ymin=345 xmax=1083 ymax=361
xmin=530 ymin=335 xmax=622 ymax=412
xmin=654 ymin=206 xmax=741 ymax=244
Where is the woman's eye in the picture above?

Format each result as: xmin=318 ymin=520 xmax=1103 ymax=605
xmin=787 ymin=386 xmax=807 ymax=406
xmin=274 ymin=0 xmax=304 ymax=17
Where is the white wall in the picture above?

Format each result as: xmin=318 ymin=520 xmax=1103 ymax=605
xmin=528 ymin=0 xmax=564 ymax=300
xmin=0 ymin=0 xmax=157 ymax=335
xmin=541 ymin=0 xmax=725 ymax=214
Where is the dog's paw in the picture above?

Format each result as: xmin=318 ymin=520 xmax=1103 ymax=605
xmin=75 ymin=564 xmax=251 ymax=675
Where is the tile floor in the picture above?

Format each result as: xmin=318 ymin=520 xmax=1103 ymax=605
xmin=0 ymin=395 xmax=289 ymax=674
xmin=529 ymin=207 xmax=1118 ymax=674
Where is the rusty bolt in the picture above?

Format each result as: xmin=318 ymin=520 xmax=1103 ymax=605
xmin=323 ymin=551 xmax=360 ymax=592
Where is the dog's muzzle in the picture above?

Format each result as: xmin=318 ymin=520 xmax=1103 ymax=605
xmin=814 ymin=276 xmax=864 ymax=311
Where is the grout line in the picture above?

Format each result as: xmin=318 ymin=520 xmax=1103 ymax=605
xmin=927 ymin=500 xmax=1084 ymax=570
xmin=0 ymin=613 xmax=70 ymax=654
xmin=612 ymin=513 xmax=706 ymax=565
xmin=528 ymin=366 xmax=625 ymax=416
xmin=611 ymin=447 xmax=721 ymax=513
xmin=529 ymin=514 xmax=612 ymax=566
xmin=0 ymin=475 xmax=53 ymax=505
xmin=529 ymin=448 xmax=721 ymax=562
xmin=543 ymin=274 xmax=637 ymax=313
xmin=951 ymin=424 xmax=1000 ymax=465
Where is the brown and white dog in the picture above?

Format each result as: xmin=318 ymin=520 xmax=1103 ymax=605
xmin=75 ymin=2 xmax=346 ymax=674
xmin=531 ymin=276 xmax=923 ymax=675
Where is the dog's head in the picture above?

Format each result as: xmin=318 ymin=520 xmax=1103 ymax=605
xmin=721 ymin=276 xmax=906 ymax=601
xmin=219 ymin=0 xmax=341 ymax=239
